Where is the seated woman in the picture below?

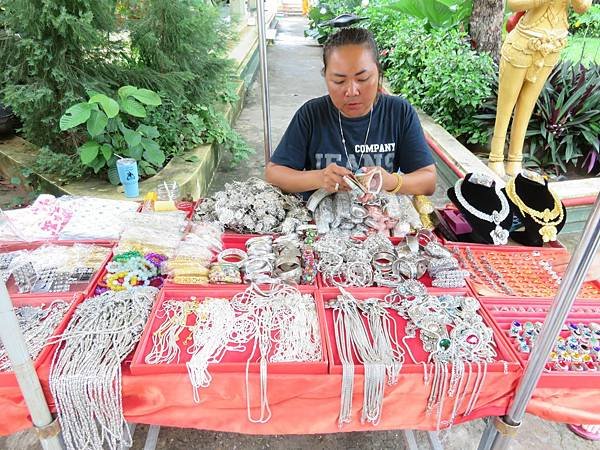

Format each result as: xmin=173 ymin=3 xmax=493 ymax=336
xmin=265 ymin=27 xmax=436 ymax=197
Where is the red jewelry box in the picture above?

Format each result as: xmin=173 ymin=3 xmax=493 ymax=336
xmin=0 ymin=240 xmax=114 ymax=299
xmin=477 ymin=297 xmax=600 ymax=388
xmin=129 ymin=285 xmax=329 ymax=376
xmin=0 ymin=293 xmax=84 ymax=387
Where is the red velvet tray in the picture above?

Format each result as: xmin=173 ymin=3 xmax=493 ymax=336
xmin=0 ymin=293 xmax=84 ymax=386
xmin=450 ymin=245 xmax=600 ymax=299
xmin=319 ymin=287 xmax=521 ymax=376
xmin=130 ymin=286 xmax=328 ymax=376
xmin=0 ymin=241 xmax=114 ymax=298
xmin=482 ymin=302 xmax=600 ymax=388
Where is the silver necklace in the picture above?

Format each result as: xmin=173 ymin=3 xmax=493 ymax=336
xmin=338 ymin=107 xmax=373 ymax=172
xmin=454 ymin=179 xmax=510 ymax=245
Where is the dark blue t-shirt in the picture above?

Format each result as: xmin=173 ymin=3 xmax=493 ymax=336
xmin=271 ymin=94 xmax=434 ymax=180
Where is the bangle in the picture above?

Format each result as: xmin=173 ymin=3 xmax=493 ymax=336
xmin=389 ymin=173 xmax=403 ymax=194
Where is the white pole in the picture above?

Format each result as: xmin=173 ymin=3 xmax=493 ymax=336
xmin=0 ymin=281 xmax=63 ymax=450
xmin=256 ymin=0 xmax=273 ymax=163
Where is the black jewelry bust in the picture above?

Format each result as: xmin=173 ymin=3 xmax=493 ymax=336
xmin=505 ymin=173 xmax=567 ymax=247
xmin=447 ymin=173 xmax=513 ymax=245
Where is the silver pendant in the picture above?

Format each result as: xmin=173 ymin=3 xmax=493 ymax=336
xmin=490 ymin=225 xmax=509 ymax=245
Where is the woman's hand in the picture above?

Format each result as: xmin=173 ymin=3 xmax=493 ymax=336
xmin=322 ymin=163 xmax=352 ymax=193
xmin=360 ymin=166 xmax=398 ymax=192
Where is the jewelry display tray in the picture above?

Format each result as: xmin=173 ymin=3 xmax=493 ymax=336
xmin=164 ymin=235 xmax=318 ymax=289
xmin=449 ymin=244 xmax=600 ymax=300
xmin=319 ymin=288 xmax=522 ymax=376
xmin=0 ymin=293 xmax=84 ymax=386
xmin=479 ymin=297 xmax=600 ymax=388
xmin=0 ymin=241 xmax=114 ymax=299
xmin=129 ymin=286 xmax=329 ymax=376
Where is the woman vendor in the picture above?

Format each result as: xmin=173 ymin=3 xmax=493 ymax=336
xmin=265 ymin=27 xmax=436 ymax=197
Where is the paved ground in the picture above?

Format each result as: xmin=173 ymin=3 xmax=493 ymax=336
xmin=0 ymin=16 xmax=595 ymax=450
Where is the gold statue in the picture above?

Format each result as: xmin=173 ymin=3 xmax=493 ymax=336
xmin=488 ymin=0 xmax=592 ymax=178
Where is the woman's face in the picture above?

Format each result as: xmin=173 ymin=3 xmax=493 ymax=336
xmin=324 ymin=44 xmax=379 ymax=118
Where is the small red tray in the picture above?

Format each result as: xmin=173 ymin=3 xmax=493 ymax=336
xmin=0 ymin=293 xmax=84 ymax=386
xmin=319 ymin=288 xmax=521 ymax=376
xmin=0 ymin=241 xmax=114 ymax=298
xmin=449 ymin=245 xmax=600 ymax=299
xmin=130 ymin=286 xmax=328 ymax=376
xmin=486 ymin=306 xmax=600 ymax=389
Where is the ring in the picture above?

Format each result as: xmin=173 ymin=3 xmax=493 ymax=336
xmin=334 ymin=182 xmax=339 ymax=191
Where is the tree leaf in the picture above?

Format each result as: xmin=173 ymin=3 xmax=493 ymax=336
xmin=88 ymin=94 xmax=120 ymax=118
xmin=131 ymin=88 xmax=161 ymax=106
xmin=60 ymin=103 xmax=92 ymax=131
xmin=137 ymin=124 xmax=160 ymax=138
xmin=118 ymin=85 xmax=138 ymax=100
xmin=120 ymin=98 xmax=147 ymax=118
xmin=79 ymin=141 xmax=100 ymax=165
xmin=129 ymin=144 xmax=143 ymax=160
xmin=142 ymin=140 xmax=166 ymax=166
xmin=100 ymin=144 xmax=113 ymax=161
xmin=107 ymin=166 xmax=121 ymax=185
xmin=87 ymin=110 xmax=108 ymax=137
xmin=121 ymin=126 xmax=142 ymax=148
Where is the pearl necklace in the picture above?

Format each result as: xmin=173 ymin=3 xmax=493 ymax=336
xmin=453 ymin=178 xmax=510 ymax=245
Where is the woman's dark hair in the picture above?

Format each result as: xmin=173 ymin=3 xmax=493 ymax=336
xmin=322 ymin=28 xmax=382 ymax=76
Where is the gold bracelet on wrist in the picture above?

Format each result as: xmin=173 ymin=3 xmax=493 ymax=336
xmin=388 ymin=172 xmax=403 ymax=194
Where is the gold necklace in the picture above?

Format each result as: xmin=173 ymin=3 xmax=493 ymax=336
xmin=505 ymin=177 xmax=564 ymax=242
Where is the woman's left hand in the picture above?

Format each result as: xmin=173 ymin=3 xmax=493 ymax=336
xmin=360 ymin=166 xmax=398 ymax=192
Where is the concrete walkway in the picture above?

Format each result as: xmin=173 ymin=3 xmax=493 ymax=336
xmin=0 ymin=16 xmax=594 ymax=450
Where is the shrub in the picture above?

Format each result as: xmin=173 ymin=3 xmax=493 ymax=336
xmin=374 ymin=15 xmax=496 ymax=145
xmin=475 ymin=61 xmax=600 ymax=175
xmin=569 ymin=4 xmax=600 ymax=38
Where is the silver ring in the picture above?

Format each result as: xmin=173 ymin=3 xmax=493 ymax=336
xmin=334 ymin=182 xmax=339 ymax=191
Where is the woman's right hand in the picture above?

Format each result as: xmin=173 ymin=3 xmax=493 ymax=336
xmin=321 ymin=163 xmax=352 ymax=193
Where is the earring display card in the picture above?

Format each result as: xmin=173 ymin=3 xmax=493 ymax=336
xmin=451 ymin=246 xmax=600 ymax=299
xmin=130 ymin=287 xmax=328 ymax=376
xmin=481 ymin=300 xmax=600 ymax=388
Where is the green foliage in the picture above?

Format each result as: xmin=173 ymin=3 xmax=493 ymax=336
xmin=60 ymin=87 xmax=164 ymax=181
xmin=475 ymin=61 xmax=600 ymax=175
xmin=32 ymin=148 xmax=88 ymax=183
xmin=561 ymin=37 xmax=600 ymax=67
xmin=0 ymin=0 xmax=119 ymax=148
xmin=527 ymin=62 xmax=600 ymax=174
xmin=371 ymin=12 xmax=495 ymax=144
xmin=386 ymin=0 xmax=472 ymax=30
xmin=569 ymin=4 xmax=600 ymax=38
xmin=305 ymin=0 xmax=365 ymax=43
xmin=129 ymin=0 xmax=231 ymax=106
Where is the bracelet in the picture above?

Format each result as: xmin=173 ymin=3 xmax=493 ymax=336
xmin=389 ymin=173 xmax=403 ymax=194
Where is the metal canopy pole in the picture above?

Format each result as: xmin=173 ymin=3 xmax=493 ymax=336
xmin=478 ymin=194 xmax=600 ymax=450
xmin=256 ymin=0 xmax=273 ymax=163
xmin=0 ymin=281 xmax=63 ymax=450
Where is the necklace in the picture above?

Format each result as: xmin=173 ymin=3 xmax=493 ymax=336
xmin=338 ymin=107 xmax=373 ymax=172
xmin=453 ymin=178 xmax=510 ymax=245
xmin=505 ymin=177 xmax=563 ymax=242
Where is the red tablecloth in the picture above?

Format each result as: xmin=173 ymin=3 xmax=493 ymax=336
xmin=1 ymin=363 xmax=520 ymax=436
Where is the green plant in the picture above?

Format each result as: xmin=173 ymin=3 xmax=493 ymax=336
xmin=305 ymin=0 xmax=365 ymax=43
xmin=387 ymin=0 xmax=472 ymax=30
xmin=59 ymin=86 xmax=164 ymax=183
xmin=475 ymin=61 xmax=600 ymax=174
xmin=376 ymin=17 xmax=495 ymax=145
xmin=0 ymin=0 xmax=119 ymax=148
xmin=32 ymin=148 xmax=88 ymax=183
xmin=569 ymin=4 xmax=600 ymax=38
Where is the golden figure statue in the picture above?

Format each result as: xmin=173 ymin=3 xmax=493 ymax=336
xmin=488 ymin=0 xmax=592 ymax=178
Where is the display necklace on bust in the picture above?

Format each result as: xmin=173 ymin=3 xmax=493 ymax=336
xmin=454 ymin=178 xmax=510 ymax=245
xmin=505 ymin=177 xmax=563 ymax=242
xmin=338 ymin=106 xmax=373 ymax=173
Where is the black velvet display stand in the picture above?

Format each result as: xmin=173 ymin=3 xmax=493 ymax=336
xmin=506 ymin=174 xmax=567 ymax=247
xmin=447 ymin=173 xmax=514 ymax=245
